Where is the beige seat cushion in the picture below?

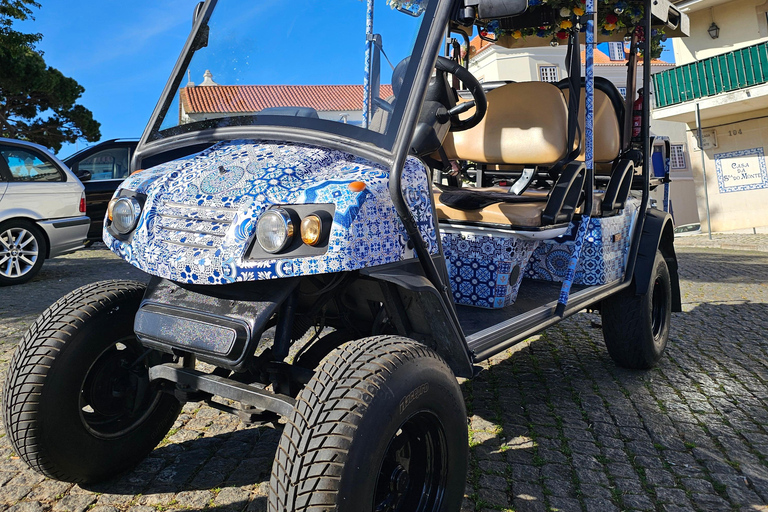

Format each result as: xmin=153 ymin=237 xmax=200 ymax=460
xmin=433 ymin=189 xmax=546 ymax=228
xmin=442 ymin=82 xmax=570 ymax=167
xmin=561 ymin=88 xmax=621 ymax=171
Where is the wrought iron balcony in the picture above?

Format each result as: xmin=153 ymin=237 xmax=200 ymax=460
xmin=653 ymin=41 xmax=768 ymax=108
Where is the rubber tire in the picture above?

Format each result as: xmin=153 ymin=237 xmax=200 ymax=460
xmin=601 ymin=250 xmax=672 ymax=369
xmin=2 ymin=280 xmax=182 ymax=483
xmin=269 ymin=336 xmax=468 ymax=512
xmin=0 ymin=219 xmax=47 ymax=286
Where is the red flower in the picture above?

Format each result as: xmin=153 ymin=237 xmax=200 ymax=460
xmin=605 ymin=13 xmax=618 ymax=24
xmin=557 ymin=30 xmax=569 ymax=39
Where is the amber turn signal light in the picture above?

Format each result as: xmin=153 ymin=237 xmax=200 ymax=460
xmin=300 ymin=214 xmax=323 ymax=246
xmin=348 ymin=181 xmax=366 ymax=192
xmin=107 ymin=198 xmax=117 ymax=221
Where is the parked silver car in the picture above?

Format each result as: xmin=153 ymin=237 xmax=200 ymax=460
xmin=0 ymin=138 xmax=89 ymax=285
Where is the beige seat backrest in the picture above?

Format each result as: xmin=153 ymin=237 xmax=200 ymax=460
xmin=561 ymin=88 xmax=621 ymax=166
xmin=442 ymin=82 xmax=570 ymax=167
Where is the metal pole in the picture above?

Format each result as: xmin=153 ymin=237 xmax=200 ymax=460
xmin=695 ymin=103 xmax=712 ymax=239
xmin=362 ymin=0 xmax=375 ymax=129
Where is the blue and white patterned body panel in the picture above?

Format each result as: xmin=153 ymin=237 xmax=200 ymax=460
xmin=525 ymin=198 xmax=641 ymax=286
xmin=104 ymin=140 xmax=437 ymax=284
xmin=441 ymin=228 xmax=540 ymax=309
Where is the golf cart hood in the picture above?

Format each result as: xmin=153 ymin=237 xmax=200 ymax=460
xmin=105 ymin=140 xmax=437 ymax=285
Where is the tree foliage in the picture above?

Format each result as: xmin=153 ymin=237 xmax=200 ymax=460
xmin=0 ymin=0 xmax=100 ymax=152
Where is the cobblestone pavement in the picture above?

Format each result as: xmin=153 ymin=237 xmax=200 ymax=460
xmin=1 ymin=244 xmax=768 ymax=512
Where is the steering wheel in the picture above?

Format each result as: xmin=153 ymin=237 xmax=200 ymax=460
xmin=435 ymin=56 xmax=487 ymax=132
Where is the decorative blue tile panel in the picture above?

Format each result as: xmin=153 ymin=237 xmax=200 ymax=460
xmin=714 ymin=147 xmax=768 ymax=193
xmin=441 ymin=229 xmax=540 ymax=309
xmin=104 ymin=140 xmax=436 ymax=285
xmin=524 ymin=199 xmax=640 ymax=286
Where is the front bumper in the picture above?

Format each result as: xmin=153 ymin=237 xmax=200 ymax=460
xmin=134 ymin=276 xmax=298 ymax=371
xmin=37 ymin=216 xmax=90 ymax=258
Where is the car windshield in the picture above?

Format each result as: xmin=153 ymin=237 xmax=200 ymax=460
xmin=149 ymin=0 xmax=435 ymax=150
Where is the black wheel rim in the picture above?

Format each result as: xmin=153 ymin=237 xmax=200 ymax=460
xmin=79 ymin=337 xmax=163 ymax=438
xmin=373 ymin=411 xmax=448 ymax=512
xmin=651 ymin=276 xmax=668 ymax=342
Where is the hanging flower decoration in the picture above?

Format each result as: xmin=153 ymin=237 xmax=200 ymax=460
xmin=477 ymin=0 xmax=665 ymax=58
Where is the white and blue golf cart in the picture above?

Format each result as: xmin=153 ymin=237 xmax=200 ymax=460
xmin=4 ymin=0 xmax=688 ymax=509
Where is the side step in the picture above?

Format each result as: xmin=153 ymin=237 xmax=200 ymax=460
xmin=148 ymin=364 xmax=296 ymax=418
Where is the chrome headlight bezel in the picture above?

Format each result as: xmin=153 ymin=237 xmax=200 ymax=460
xmin=110 ymin=196 xmax=142 ymax=235
xmin=256 ymin=208 xmax=295 ymax=254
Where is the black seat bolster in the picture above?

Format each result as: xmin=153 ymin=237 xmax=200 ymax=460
xmin=437 ymin=187 xmax=547 ymax=211
xmin=541 ymin=161 xmax=587 ymax=226
xmin=602 ymin=158 xmax=634 ymax=214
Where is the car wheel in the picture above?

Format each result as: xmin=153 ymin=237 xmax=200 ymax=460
xmin=601 ymin=250 xmax=672 ymax=369
xmin=2 ymin=280 xmax=182 ymax=483
xmin=269 ymin=336 xmax=468 ymax=512
xmin=0 ymin=220 xmax=47 ymax=286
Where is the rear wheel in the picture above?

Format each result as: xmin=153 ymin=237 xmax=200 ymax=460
xmin=2 ymin=280 xmax=181 ymax=483
xmin=601 ymin=250 xmax=672 ymax=369
xmin=269 ymin=336 xmax=468 ymax=512
xmin=0 ymin=220 xmax=47 ymax=286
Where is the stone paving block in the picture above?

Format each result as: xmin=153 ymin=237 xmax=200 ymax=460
xmin=621 ymin=493 xmax=655 ymax=511
xmin=583 ymin=497 xmax=619 ymax=512
xmin=214 ymin=487 xmax=250 ymax=512
xmin=51 ymin=495 xmax=96 ymax=512
xmin=580 ymin=483 xmax=613 ymax=500
xmin=548 ymin=496 xmax=581 ymax=511
xmin=477 ymin=487 xmax=509 ymax=507
xmin=175 ymin=490 xmax=213 ymax=509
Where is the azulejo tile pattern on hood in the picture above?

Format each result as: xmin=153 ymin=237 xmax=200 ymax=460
xmin=105 ymin=140 xmax=437 ymax=284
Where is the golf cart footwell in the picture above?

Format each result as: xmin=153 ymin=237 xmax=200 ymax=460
xmin=456 ymin=278 xmax=588 ymax=336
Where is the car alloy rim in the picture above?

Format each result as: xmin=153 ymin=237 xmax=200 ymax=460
xmin=0 ymin=227 xmax=39 ymax=279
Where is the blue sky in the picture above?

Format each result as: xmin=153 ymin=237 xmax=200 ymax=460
xmin=18 ymin=1 xmax=193 ymax=158
xmin=17 ymin=1 xmax=674 ymax=159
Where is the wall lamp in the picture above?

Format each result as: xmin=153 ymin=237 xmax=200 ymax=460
xmin=708 ymin=22 xmax=720 ymax=39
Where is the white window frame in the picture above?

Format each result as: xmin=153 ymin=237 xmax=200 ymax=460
xmin=608 ymin=42 xmax=626 ymax=61
xmin=539 ymin=65 xmax=559 ymax=83
xmin=670 ymin=144 xmax=687 ymax=169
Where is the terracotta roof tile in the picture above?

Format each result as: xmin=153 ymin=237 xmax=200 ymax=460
xmin=181 ymin=84 xmax=394 ymax=114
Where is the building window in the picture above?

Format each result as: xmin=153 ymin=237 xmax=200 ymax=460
xmin=539 ymin=66 xmax=559 ymax=82
xmin=617 ymin=87 xmax=627 ymax=98
xmin=608 ymin=42 xmax=626 ymax=61
xmin=670 ymin=144 xmax=687 ymax=169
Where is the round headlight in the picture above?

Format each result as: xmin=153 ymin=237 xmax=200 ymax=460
xmin=300 ymin=214 xmax=323 ymax=246
xmin=257 ymin=209 xmax=294 ymax=253
xmin=111 ymin=197 xmax=141 ymax=234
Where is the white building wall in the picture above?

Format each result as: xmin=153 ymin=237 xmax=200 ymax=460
xmin=675 ymin=0 xmax=768 ymax=64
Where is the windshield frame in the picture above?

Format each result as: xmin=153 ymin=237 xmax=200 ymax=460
xmin=133 ymin=0 xmax=444 ymax=170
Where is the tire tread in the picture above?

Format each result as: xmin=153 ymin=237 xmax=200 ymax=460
xmin=2 ymin=280 xmax=149 ymax=482
xmin=268 ymin=336 xmax=446 ymax=512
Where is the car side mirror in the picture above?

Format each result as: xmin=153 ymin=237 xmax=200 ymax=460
xmin=75 ymin=169 xmax=92 ymax=182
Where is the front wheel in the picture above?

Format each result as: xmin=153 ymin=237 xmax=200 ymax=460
xmin=0 ymin=220 xmax=47 ymax=286
xmin=269 ymin=336 xmax=468 ymax=512
xmin=2 ymin=280 xmax=182 ymax=483
xmin=601 ymin=250 xmax=672 ymax=369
